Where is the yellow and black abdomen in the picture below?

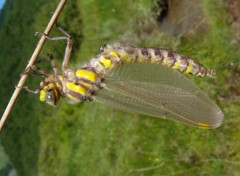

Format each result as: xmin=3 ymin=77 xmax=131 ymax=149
xmin=63 ymin=68 xmax=100 ymax=102
xmin=63 ymin=43 xmax=216 ymax=103
xmin=100 ymin=44 xmax=215 ymax=78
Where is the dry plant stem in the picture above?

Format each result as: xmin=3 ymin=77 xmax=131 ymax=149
xmin=0 ymin=0 xmax=67 ymax=131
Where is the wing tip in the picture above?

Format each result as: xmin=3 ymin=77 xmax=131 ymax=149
xmin=198 ymin=110 xmax=224 ymax=129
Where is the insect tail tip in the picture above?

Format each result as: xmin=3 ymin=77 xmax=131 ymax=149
xmin=207 ymin=69 xmax=216 ymax=78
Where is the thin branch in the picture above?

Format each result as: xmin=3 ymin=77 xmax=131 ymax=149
xmin=128 ymin=163 xmax=164 ymax=174
xmin=0 ymin=0 xmax=67 ymax=131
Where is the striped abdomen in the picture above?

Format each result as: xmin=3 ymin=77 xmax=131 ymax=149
xmin=100 ymin=44 xmax=215 ymax=78
xmin=62 ymin=68 xmax=100 ymax=102
xmin=62 ymin=44 xmax=216 ymax=102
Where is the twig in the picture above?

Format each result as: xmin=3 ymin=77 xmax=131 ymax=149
xmin=128 ymin=163 xmax=164 ymax=174
xmin=0 ymin=0 xmax=67 ymax=131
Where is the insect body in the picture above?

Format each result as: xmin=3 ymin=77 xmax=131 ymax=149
xmin=100 ymin=43 xmax=215 ymax=78
xmin=29 ymin=26 xmax=224 ymax=129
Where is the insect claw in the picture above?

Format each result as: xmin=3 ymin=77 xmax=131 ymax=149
xmin=15 ymin=85 xmax=26 ymax=90
xmin=20 ymin=67 xmax=32 ymax=77
xmin=15 ymin=85 xmax=22 ymax=89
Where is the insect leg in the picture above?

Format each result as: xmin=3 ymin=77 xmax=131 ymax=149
xmin=47 ymin=54 xmax=58 ymax=76
xmin=22 ymin=65 xmax=51 ymax=77
xmin=18 ymin=86 xmax=40 ymax=94
xmin=35 ymin=32 xmax=67 ymax=40
xmin=31 ymin=65 xmax=51 ymax=77
xmin=55 ymin=24 xmax=73 ymax=72
xmin=35 ymin=24 xmax=73 ymax=73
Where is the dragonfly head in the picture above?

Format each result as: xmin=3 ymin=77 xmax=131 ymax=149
xmin=39 ymin=77 xmax=62 ymax=106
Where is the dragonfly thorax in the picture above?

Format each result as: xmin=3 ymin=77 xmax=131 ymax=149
xmin=44 ymin=67 xmax=105 ymax=105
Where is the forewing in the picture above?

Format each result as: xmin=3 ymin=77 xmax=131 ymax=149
xmin=101 ymin=62 xmax=224 ymax=128
xmin=95 ymin=88 xmax=168 ymax=118
xmin=95 ymin=88 xmax=210 ymax=127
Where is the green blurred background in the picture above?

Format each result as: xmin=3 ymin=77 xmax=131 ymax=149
xmin=0 ymin=0 xmax=240 ymax=175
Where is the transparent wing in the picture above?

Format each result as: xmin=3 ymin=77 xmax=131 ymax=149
xmin=97 ymin=62 xmax=224 ymax=129
xmin=95 ymin=88 xmax=207 ymax=127
xmin=95 ymin=88 xmax=168 ymax=118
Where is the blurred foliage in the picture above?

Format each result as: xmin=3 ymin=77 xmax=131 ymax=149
xmin=0 ymin=0 xmax=240 ymax=176
xmin=0 ymin=144 xmax=11 ymax=175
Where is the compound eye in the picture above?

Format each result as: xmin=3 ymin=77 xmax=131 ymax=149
xmin=45 ymin=89 xmax=56 ymax=106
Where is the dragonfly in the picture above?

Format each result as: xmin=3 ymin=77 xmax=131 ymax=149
xmin=24 ymin=25 xmax=224 ymax=129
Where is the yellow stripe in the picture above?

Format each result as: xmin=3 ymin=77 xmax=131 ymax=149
xmin=121 ymin=54 xmax=131 ymax=62
xmin=110 ymin=51 xmax=118 ymax=58
xmin=39 ymin=85 xmax=51 ymax=102
xmin=81 ymin=82 xmax=92 ymax=88
xmin=40 ymin=83 xmax=59 ymax=102
xmin=172 ymin=61 xmax=179 ymax=70
xmin=67 ymin=94 xmax=78 ymax=100
xmin=76 ymin=69 xmax=97 ymax=82
xmin=185 ymin=63 xmax=193 ymax=74
xmin=162 ymin=58 xmax=167 ymax=65
xmin=59 ymin=75 xmax=64 ymax=81
xmin=66 ymin=82 xmax=87 ymax=95
xmin=48 ymin=83 xmax=57 ymax=90
xmin=56 ymin=82 xmax=61 ymax=88
xmin=198 ymin=122 xmax=210 ymax=129
xmin=39 ymin=90 xmax=46 ymax=102
xmin=100 ymin=56 xmax=112 ymax=68
xmin=150 ymin=58 xmax=156 ymax=63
